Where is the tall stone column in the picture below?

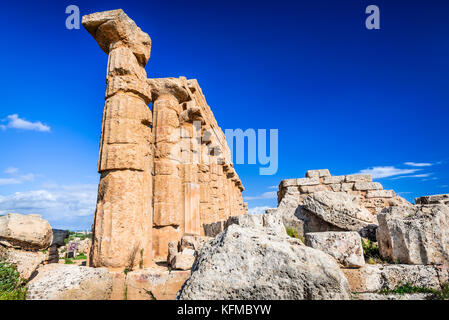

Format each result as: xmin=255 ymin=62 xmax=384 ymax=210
xmin=152 ymin=93 xmax=183 ymax=259
xmin=82 ymin=10 xmax=153 ymax=269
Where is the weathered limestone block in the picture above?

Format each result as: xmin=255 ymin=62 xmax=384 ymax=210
xmin=280 ymin=179 xmax=296 ymax=189
xmin=415 ymin=194 xmax=449 ymax=205
xmin=366 ymin=190 xmax=395 ymax=198
xmin=343 ymin=264 xmax=448 ymax=293
xmin=306 ymin=169 xmax=331 ymax=178
xmin=297 ymin=177 xmax=320 ymax=186
xmin=225 ymin=213 xmax=286 ymax=235
xmin=179 ymin=224 xmax=350 ymax=300
xmin=329 ymin=183 xmax=342 ymax=192
xmin=299 ymin=184 xmax=329 ymax=193
xmin=0 ymin=247 xmax=44 ymax=280
xmin=27 ymin=264 xmax=113 ymax=300
xmin=303 ymin=191 xmax=376 ymax=232
xmin=354 ymin=182 xmax=383 ymax=191
xmin=377 ymin=204 xmax=449 ymax=264
xmin=353 ymin=293 xmax=435 ymax=300
xmin=341 ymin=182 xmax=354 ymax=192
xmin=0 ymin=213 xmax=52 ymax=250
xmin=305 ymin=232 xmax=365 ymax=268
xmin=125 ymin=269 xmax=190 ymax=300
xmin=345 ymin=174 xmax=372 ymax=183
xmin=171 ymin=249 xmax=195 ymax=270
xmin=323 ymin=175 xmax=346 ymax=184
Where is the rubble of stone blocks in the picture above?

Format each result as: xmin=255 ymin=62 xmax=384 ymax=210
xmin=278 ymin=169 xmax=409 ymax=215
xmin=270 ymin=169 xmax=449 ymax=299
xmin=81 ymin=9 xmax=247 ymax=269
xmin=0 ymin=214 xmax=68 ymax=280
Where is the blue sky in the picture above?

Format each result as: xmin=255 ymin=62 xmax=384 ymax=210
xmin=0 ymin=0 xmax=448 ymax=229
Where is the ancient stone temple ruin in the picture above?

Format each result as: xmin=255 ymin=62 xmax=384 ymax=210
xmin=82 ymin=9 xmax=246 ymax=269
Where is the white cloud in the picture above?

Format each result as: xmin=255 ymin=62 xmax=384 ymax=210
xmin=1 ymin=114 xmax=50 ymax=132
xmin=0 ymin=168 xmax=35 ymax=185
xmin=391 ymin=173 xmax=433 ymax=180
xmin=0 ymin=184 xmax=97 ymax=229
xmin=356 ymin=166 xmax=421 ymax=179
xmin=248 ymin=206 xmax=272 ymax=215
xmin=4 ymin=167 xmax=18 ymax=174
xmin=268 ymin=185 xmax=278 ymax=189
xmin=404 ymin=162 xmax=433 ymax=167
xmin=244 ymin=191 xmax=277 ymax=201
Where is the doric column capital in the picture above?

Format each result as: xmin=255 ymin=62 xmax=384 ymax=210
xmin=82 ymin=9 xmax=152 ymax=66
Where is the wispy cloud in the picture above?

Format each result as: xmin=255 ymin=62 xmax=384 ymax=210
xmin=404 ymin=162 xmax=433 ymax=167
xmin=4 ymin=167 xmax=18 ymax=174
xmin=268 ymin=185 xmax=278 ymax=189
xmin=0 ymin=167 xmax=35 ymax=185
xmin=391 ymin=173 xmax=433 ymax=180
xmin=1 ymin=114 xmax=50 ymax=132
xmin=356 ymin=166 xmax=421 ymax=179
xmin=248 ymin=206 xmax=272 ymax=215
xmin=0 ymin=183 xmax=97 ymax=229
xmin=244 ymin=191 xmax=277 ymax=201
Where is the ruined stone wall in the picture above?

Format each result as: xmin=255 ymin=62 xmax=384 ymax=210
xmin=82 ymin=10 xmax=246 ymax=268
xmin=278 ymin=169 xmax=409 ymax=216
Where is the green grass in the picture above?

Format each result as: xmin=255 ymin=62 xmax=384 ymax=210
xmin=361 ymin=239 xmax=388 ymax=264
xmin=64 ymin=258 xmax=74 ymax=264
xmin=0 ymin=261 xmax=27 ymax=300
xmin=73 ymin=253 xmax=87 ymax=260
xmin=381 ymin=283 xmax=449 ymax=300
xmin=285 ymin=226 xmax=305 ymax=243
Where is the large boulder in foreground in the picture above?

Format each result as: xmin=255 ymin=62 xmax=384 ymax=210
xmin=303 ymin=191 xmax=377 ymax=235
xmin=305 ymin=231 xmax=365 ymax=268
xmin=0 ymin=214 xmax=52 ymax=250
xmin=178 ymin=224 xmax=350 ymax=300
xmin=27 ymin=264 xmax=113 ymax=300
xmin=377 ymin=204 xmax=449 ymax=265
xmin=0 ymin=246 xmax=44 ymax=280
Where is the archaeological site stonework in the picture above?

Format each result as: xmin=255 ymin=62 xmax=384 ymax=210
xmin=81 ymin=10 xmax=246 ymax=269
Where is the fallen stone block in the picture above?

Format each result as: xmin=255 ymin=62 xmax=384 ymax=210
xmin=377 ymin=204 xmax=449 ymax=264
xmin=178 ymin=224 xmax=350 ymax=300
xmin=27 ymin=264 xmax=113 ymax=300
xmin=342 ymin=264 xmax=448 ymax=293
xmin=303 ymin=191 xmax=376 ymax=233
xmin=415 ymin=194 xmax=449 ymax=205
xmin=0 ymin=213 xmax=52 ymax=250
xmin=305 ymin=231 xmax=365 ymax=268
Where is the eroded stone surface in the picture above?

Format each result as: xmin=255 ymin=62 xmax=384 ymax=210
xmin=178 ymin=224 xmax=350 ymax=300
xmin=303 ymin=191 xmax=375 ymax=232
xmin=0 ymin=214 xmax=52 ymax=250
xmin=27 ymin=264 xmax=113 ymax=300
xmin=377 ymin=204 xmax=449 ymax=265
xmin=305 ymin=232 xmax=365 ymax=268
